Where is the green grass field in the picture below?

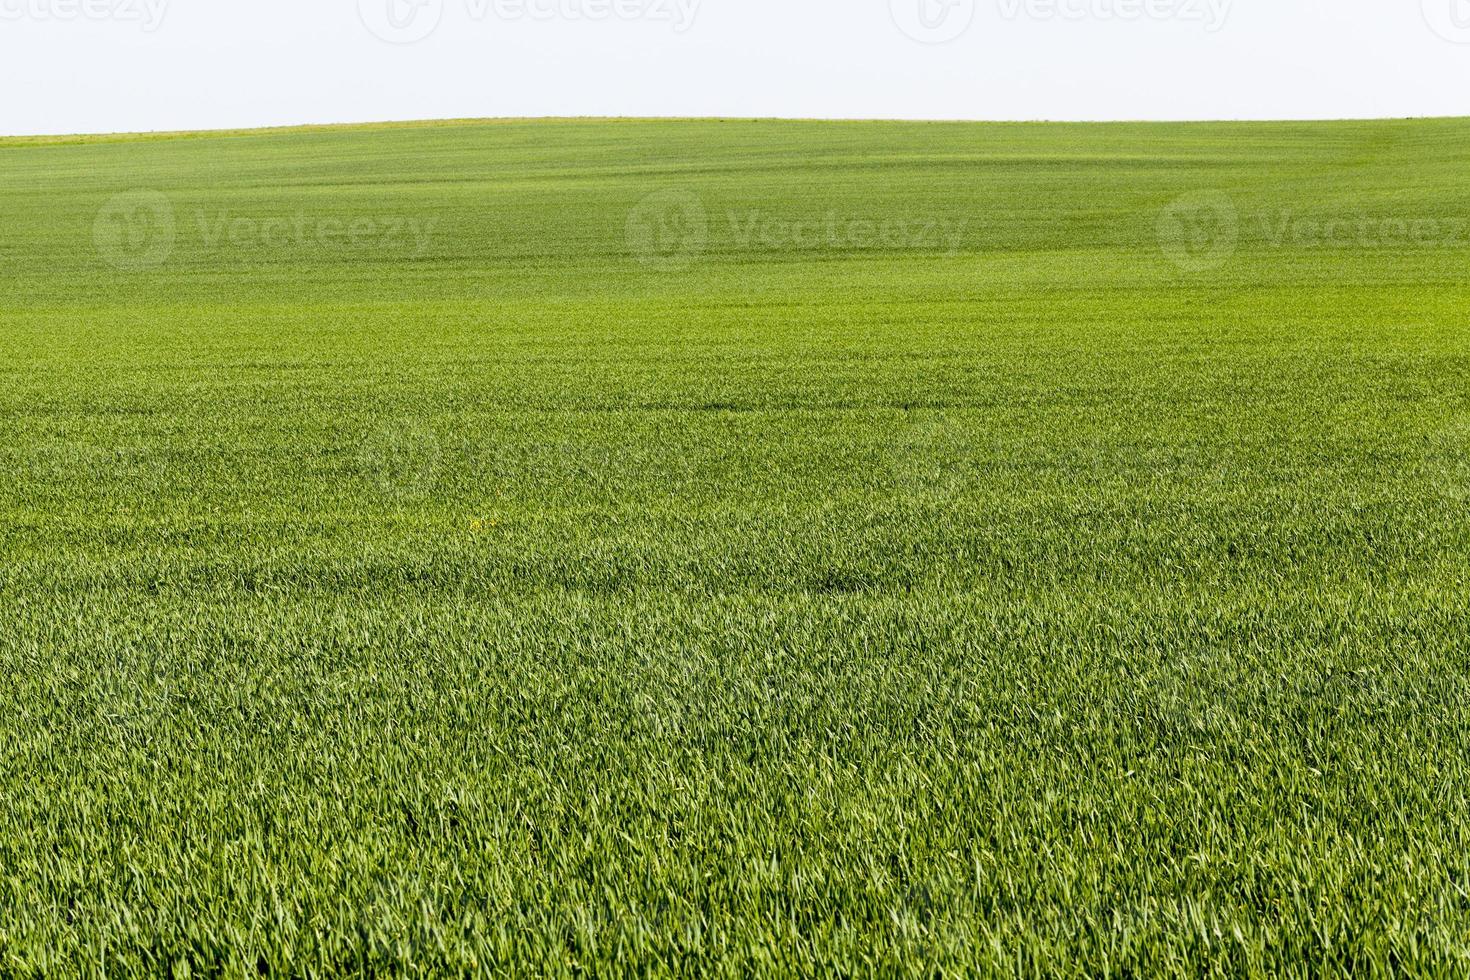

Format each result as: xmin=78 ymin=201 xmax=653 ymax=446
xmin=2 ymin=116 xmax=1468 ymax=976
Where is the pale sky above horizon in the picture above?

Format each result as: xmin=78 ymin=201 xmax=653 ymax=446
xmin=2 ymin=0 xmax=1467 ymax=136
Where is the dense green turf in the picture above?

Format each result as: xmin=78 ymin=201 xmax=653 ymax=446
xmin=2 ymin=116 xmax=1469 ymax=976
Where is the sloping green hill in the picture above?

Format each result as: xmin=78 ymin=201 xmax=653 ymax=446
xmin=1 ymin=117 xmax=1468 ymax=976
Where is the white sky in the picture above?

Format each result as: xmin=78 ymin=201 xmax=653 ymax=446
xmin=2 ymin=0 xmax=1467 ymax=135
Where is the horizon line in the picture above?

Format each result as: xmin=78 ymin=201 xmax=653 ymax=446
xmin=5 ymin=113 xmax=1468 ymax=144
